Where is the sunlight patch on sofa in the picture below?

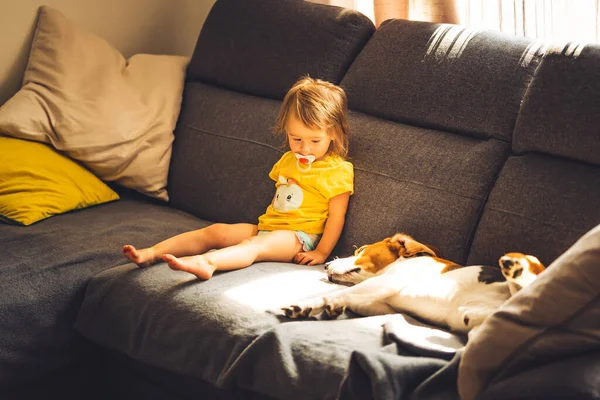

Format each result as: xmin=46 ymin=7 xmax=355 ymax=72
xmin=425 ymin=24 xmax=479 ymax=62
xmin=519 ymin=40 xmax=546 ymax=67
xmin=549 ymin=41 xmax=586 ymax=58
xmin=223 ymin=269 xmax=339 ymax=312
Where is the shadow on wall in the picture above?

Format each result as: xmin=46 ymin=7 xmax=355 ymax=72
xmin=139 ymin=0 xmax=212 ymax=57
xmin=0 ymin=0 xmax=214 ymax=107
xmin=0 ymin=17 xmax=36 ymax=106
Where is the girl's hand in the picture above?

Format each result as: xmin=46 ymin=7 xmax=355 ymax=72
xmin=294 ymin=249 xmax=328 ymax=266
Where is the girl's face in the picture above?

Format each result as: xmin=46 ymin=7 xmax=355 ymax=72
xmin=285 ymin=113 xmax=333 ymax=161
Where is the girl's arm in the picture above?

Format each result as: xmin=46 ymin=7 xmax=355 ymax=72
xmin=294 ymin=191 xmax=351 ymax=266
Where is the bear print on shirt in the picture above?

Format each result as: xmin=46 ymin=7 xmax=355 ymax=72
xmin=273 ymin=176 xmax=303 ymax=212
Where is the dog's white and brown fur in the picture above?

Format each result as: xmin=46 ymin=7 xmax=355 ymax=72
xmin=282 ymin=233 xmax=545 ymax=338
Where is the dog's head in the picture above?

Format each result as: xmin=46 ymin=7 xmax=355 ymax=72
xmin=325 ymin=233 xmax=439 ymax=285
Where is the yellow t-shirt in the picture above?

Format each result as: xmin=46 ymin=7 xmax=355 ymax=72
xmin=257 ymin=151 xmax=354 ymax=234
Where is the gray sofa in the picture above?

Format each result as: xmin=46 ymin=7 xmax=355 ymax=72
xmin=2 ymin=0 xmax=600 ymax=399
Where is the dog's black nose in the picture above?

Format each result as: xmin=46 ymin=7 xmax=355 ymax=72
xmin=500 ymin=258 xmax=514 ymax=268
xmin=324 ymin=261 xmax=332 ymax=271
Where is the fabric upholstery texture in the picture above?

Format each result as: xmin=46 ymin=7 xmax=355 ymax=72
xmin=187 ymin=0 xmax=375 ymax=99
xmin=0 ymin=136 xmax=119 ymax=225
xmin=170 ymin=82 xmax=511 ymax=262
xmin=0 ymin=6 xmax=188 ymax=200
xmin=458 ymin=223 xmax=600 ymax=400
xmin=514 ymin=43 xmax=600 ymax=165
xmin=338 ymin=111 xmax=510 ymax=263
xmin=341 ymin=20 xmax=541 ymax=141
xmin=0 ymin=191 xmax=208 ymax=385
xmin=5 ymin=0 xmax=600 ymax=397
xmin=100 ymin=350 xmax=266 ymax=400
xmin=168 ymin=82 xmax=284 ymax=225
xmin=75 ymin=258 xmax=465 ymax=400
xmin=468 ymin=154 xmax=600 ymax=267
xmin=466 ymin=351 xmax=600 ymax=400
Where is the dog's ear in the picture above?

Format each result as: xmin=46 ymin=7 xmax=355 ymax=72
xmin=407 ymin=242 xmax=437 ymax=258
xmin=525 ymin=254 xmax=546 ymax=275
xmin=391 ymin=233 xmax=437 ymax=258
xmin=423 ymin=244 xmax=440 ymax=258
xmin=390 ymin=233 xmax=414 ymax=245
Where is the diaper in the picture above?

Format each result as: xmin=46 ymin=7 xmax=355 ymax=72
xmin=257 ymin=230 xmax=321 ymax=252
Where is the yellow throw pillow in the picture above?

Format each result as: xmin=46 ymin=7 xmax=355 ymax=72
xmin=0 ymin=136 xmax=119 ymax=226
xmin=0 ymin=6 xmax=189 ymax=201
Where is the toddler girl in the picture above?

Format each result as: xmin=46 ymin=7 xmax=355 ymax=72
xmin=122 ymin=76 xmax=354 ymax=279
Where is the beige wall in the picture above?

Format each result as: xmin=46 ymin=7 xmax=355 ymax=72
xmin=0 ymin=0 xmax=216 ymax=105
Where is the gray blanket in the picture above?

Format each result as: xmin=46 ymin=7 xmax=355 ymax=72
xmin=338 ymin=321 xmax=463 ymax=400
xmin=76 ymin=257 xmax=466 ymax=399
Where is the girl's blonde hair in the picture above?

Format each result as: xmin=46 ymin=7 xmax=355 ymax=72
xmin=274 ymin=76 xmax=350 ymax=158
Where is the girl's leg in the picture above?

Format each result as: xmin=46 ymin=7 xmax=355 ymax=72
xmin=122 ymin=223 xmax=258 ymax=267
xmin=164 ymin=230 xmax=302 ymax=280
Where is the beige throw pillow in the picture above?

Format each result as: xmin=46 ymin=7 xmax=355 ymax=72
xmin=0 ymin=6 xmax=189 ymax=200
xmin=458 ymin=223 xmax=600 ymax=400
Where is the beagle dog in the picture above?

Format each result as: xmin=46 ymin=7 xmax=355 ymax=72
xmin=282 ymin=233 xmax=545 ymax=338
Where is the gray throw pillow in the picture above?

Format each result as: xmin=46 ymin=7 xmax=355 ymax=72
xmin=458 ymin=223 xmax=600 ymax=400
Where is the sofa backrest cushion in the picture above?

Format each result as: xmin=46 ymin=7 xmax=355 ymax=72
xmin=337 ymin=112 xmax=509 ymax=263
xmin=334 ymin=20 xmax=543 ymax=261
xmin=169 ymin=0 xmax=375 ymax=224
xmin=169 ymin=83 xmax=283 ymax=224
xmin=469 ymin=43 xmax=600 ymax=266
xmin=513 ymin=43 xmax=600 ymax=165
xmin=341 ymin=20 xmax=541 ymax=141
xmin=187 ymin=0 xmax=375 ymax=100
xmin=467 ymin=154 xmax=600 ymax=266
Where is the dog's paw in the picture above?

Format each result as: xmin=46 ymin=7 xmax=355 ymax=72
xmin=282 ymin=298 xmax=326 ymax=319
xmin=324 ymin=303 xmax=345 ymax=318
xmin=282 ymin=305 xmax=313 ymax=319
xmin=499 ymin=253 xmax=525 ymax=281
xmin=499 ymin=253 xmax=545 ymax=296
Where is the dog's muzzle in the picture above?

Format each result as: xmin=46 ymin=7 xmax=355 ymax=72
xmin=326 ymin=267 xmax=361 ymax=283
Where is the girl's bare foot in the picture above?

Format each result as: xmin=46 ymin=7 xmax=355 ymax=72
xmin=162 ymin=254 xmax=216 ymax=280
xmin=122 ymin=245 xmax=157 ymax=268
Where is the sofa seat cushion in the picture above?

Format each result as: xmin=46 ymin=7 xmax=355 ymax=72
xmin=75 ymin=260 xmax=465 ymax=400
xmin=0 ymin=189 xmax=207 ymax=385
